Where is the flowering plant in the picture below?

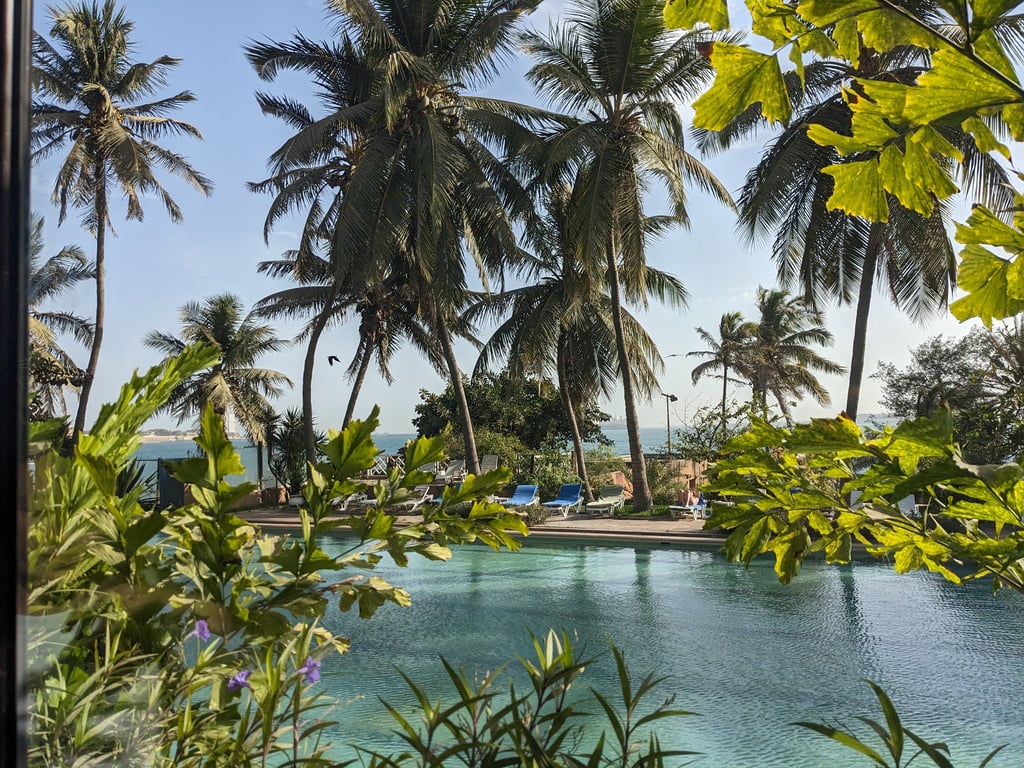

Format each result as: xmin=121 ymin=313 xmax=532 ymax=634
xmin=26 ymin=344 xmax=521 ymax=767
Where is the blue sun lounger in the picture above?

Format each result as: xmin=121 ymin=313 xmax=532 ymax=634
xmin=542 ymin=483 xmax=583 ymax=517
xmin=502 ymin=484 xmax=539 ymax=511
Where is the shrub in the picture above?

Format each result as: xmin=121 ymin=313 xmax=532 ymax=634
xmin=26 ymin=344 xmax=524 ymax=767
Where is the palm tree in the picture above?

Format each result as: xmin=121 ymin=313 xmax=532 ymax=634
xmin=31 ymin=0 xmax=213 ymax=444
xmin=742 ymin=287 xmax=846 ymax=425
xmin=688 ymin=311 xmax=756 ymax=435
xmin=694 ymin=3 xmax=1016 ymax=421
xmin=246 ymin=34 xmax=372 ymax=464
xmin=470 ymin=185 xmax=673 ymax=499
xmin=255 ymin=250 xmax=443 ymax=429
xmin=522 ymin=0 xmax=735 ymax=510
xmin=28 ymin=216 xmax=95 ymax=418
xmin=264 ymin=0 xmax=557 ymax=476
xmin=144 ymin=294 xmax=292 ymax=444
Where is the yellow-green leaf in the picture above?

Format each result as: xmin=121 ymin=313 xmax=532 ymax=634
xmin=904 ymin=49 xmax=1020 ymax=125
xmin=693 ymin=44 xmax=791 ymax=130
xmin=1002 ymin=103 xmax=1024 ymax=141
xmin=950 ymin=244 xmax=1024 ymax=324
xmin=821 ymin=160 xmax=889 ymax=221
xmin=955 ymin=204 xmax=1024 ymax=252
xmin=960 ymin=115 xmax=1011 ymax=159
xmin=663 ymin=0 xmax=729 ymax=30
xmin=750 ymin=0 xmax=805 ymax=46
xmin=877 ymin=145 xmax=934 ymax=215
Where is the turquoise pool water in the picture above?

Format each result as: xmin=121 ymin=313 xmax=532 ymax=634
xmin=315 ymin=539 xmax=1024 ymax=767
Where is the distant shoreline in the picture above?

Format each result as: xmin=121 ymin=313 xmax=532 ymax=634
xmin=139 ymin=434 xmax=196 ymax=444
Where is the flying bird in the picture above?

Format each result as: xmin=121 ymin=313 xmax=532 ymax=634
xmin=327 ymin=355 xmax=340 ymax=366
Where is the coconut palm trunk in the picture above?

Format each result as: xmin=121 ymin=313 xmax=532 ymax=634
xmin=845 ymin=226 xmax=883 ymax=422
xmin=299 ymin=280 xmax=342 ymax=464
xmin=606 ymin=239 xmax=653 ymax=512
xmin=557 ymin=333 xmax=593 ymax=502
xmin=71 ymin=162 xmax=107 ymax=445
xmin=342 ymin=340 xmax=373 ymax=428
xmin=719 ymin=364 xmax=729 ymax=435
xmin=436 ymin=310 xmax=480 ymax=476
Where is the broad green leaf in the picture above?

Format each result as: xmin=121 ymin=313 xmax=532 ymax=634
xmin=750 ymin=0 xmax=805 ymax=46
xmin=877 ymin=145 xmax=934 ymax=215
xmin=76 ymin=452 xmax=119 ymax=497
xmin=894 ymin=138 xmax=960 ymax=209
xmin=955 ymin=204 xmax=1024 ymax=252
xmin=1002 ymin=102 xmax=1024 ymax=140
xmin=904 ymin=50 xmax=1021 ymax=124
xmin=123 ymin=509 xmax=166 ymax=556
xmin=950 ymin=244 xmax=1024 ymax=324
xmin=909 ymin=125 xmax=962 ymax=160
xmin=971 ymin=28 xmax=1019 ymax=83
xmin=693 ymin=44 xmax=791 ymax=130
xmin=663 ymin=0 xmax=729 ymax=30
xmin=807 ymin=100 xmax=899 ymax=156
xmin=831 ymin=17 xmax=862 ymax=65
xmin=320 ymin=407 xmax=381 ymax=475
xmin=800 ymin=0 xmax=944 ymax=49
xmin=821 ymin=160 xmax=889 ymax=221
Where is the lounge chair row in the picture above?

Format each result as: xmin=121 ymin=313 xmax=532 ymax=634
xmin=499 ymin=483 xmax=627 ymax=517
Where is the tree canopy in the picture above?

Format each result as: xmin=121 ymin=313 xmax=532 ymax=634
xmin=413 ymin=369 xmax=610 ymax=452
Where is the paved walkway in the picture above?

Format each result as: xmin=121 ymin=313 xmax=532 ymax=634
xmin=242 ymin=506 xmax=726 ymax=546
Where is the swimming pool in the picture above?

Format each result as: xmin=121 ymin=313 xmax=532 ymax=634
xmin=314 ymin=538 xmax=1024 ymax=766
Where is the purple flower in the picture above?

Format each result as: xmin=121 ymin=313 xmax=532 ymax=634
xmin=188 ymin=619 xmax=211 ymax=643
xmin=297 ymin=656 xmax=321 ymax=684
xmin=227 ymin=669 xmax=251 ymax=691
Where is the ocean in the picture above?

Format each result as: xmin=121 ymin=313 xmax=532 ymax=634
xmin=131 ymin=426 xmax=671 ymax=487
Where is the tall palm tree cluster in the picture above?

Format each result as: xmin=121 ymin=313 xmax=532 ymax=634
xmin=689 ymin=288 xmax=845 ymax=432
xmin=29 ymin=0 xmax=1021 ymax=510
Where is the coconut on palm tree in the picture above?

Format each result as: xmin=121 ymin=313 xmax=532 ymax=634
xmin=144 ymin=294 xmax=291 ymax=444
xmin=28 ymin=216 xmax=95 ymax=419
xmin=31 ymin=0 xmax=212 ymax=443
xmin=521 ymin=0 xmax=735 ymax=510
xmin=693 ymin=2 xmax=1016 ymax=420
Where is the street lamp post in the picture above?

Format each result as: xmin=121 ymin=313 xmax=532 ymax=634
xmin=662 ymin=393 xmax=678 ymax=457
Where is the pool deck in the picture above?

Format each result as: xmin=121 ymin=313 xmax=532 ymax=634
xmin=241 ymin=507 xmax=727 ymax=547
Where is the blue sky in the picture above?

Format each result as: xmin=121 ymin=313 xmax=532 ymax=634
xmin=30 ymin=0 xmax=982 ymax=434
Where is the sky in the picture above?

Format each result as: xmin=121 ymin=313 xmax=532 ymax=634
xmin=30 ymin=0 xmax=990 ymax=435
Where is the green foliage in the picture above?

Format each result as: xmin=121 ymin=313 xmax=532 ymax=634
xmin=672 ymin=401 xmax=753 ymax=464
xmin=703 ymin=410 xmax=1024 ymax=589
xmin=523 ymin=443 xmax=580 ymax=501
xmin=361 ymin=630 xmax=697 ymax=767
xmin=875 ymin=325 xmax=1024 ymax=464
xmin=27 ymin=346 xmax=525 ymax=766
xmin=668 ymin=0 xmax=1024 ymax=326
xmin=796 ymin=680 xmax=1006 ymax=768
xmin=268 ymin=408 xmax=323 ymax=493
xmin=414 ymin=370 xmax=609 ymax=451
